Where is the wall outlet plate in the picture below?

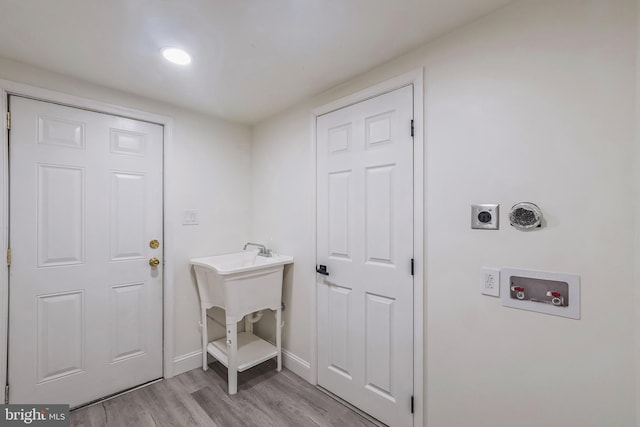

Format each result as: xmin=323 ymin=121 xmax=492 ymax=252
xmin=471 ymin=204 xmax=499 ymax=230
xmin=481 ymin=267 xmax=500 ymax=297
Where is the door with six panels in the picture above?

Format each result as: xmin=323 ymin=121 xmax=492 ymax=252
xmin=8 ymin=96 xmax=163 ymax=407
xmin=316 ymin=85 xmax=414 ymax=426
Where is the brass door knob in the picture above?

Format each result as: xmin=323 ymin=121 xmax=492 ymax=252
xmin=149 ymin=257 xmax=160 ymax=267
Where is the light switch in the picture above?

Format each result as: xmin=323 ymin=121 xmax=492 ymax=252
xmin=183 ymin=209 xmax=199 ymax=225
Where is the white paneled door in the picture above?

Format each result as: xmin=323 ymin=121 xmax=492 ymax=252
xmin=317 ymin=85 xmax=414 ymax=426
xmin=8 ymin=96 xmax=163 ymax=407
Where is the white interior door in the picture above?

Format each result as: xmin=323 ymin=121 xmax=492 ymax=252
xmin=316 ymin=85 xmax=414 ymax=426
xmin=8 ymin=96 xmax=163 ymax=407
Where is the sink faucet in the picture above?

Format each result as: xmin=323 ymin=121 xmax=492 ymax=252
xmin=243 ymin=242 xmax=272 ymax=257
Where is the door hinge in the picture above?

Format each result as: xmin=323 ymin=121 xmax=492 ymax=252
xmin=5 ymin=112 xmax=10 ymax=130
xmin=411 ymin=258 xmax=414 ymax=276
xmin=410 ymin=119 xmax=414 ymax=137
xmin=410 ymin=395 xmax=414 ymax=414
xmin=6 ymin=248 xmax=10 ymax=267
xmin=4 ymin=385 xmax=9 ymax=404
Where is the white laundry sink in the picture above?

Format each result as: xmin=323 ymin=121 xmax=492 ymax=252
xmin=192 ymin=250 xmax=293 ymax=275
xmin=190 ymin=250 xmax=293 ymax=395
xmin=191 ymin=251 xmax=293 ymax=322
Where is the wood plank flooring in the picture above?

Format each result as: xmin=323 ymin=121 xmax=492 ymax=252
xmin=70 ymin=360 xmax=377 ymax=427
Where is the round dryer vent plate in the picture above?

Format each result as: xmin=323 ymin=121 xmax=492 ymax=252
xmin=509 ymin=202 xmax=542 ymax=230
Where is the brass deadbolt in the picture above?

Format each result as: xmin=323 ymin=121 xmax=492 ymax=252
xmin=150 ymin=240 xmax=160 ymax=249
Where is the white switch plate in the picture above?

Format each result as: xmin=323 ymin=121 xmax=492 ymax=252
xmin=183 ymin=209 xmax=199 ymax=225
xmin=481 ymin=267 xmax=500 ymax=297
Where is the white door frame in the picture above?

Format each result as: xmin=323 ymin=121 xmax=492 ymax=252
xmin=0 ymin=79 xmax=177 ymax=397
xmin=310 ymin=68 xmax=425 ymax=426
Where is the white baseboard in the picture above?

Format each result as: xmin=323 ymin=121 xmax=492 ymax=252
xmin=172 ymin=347 xmax=311 ymax=380
xmin=282 ymin=348 xmax=311 ymax=381
xmin=173 ymin=350 xmax=205 ymax=376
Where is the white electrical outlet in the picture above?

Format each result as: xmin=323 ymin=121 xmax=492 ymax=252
xmin=481 ymin=267 xmax=500 ymax=297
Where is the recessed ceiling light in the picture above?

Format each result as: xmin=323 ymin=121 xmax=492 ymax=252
xmin=161 ymin=48 xmax=192 ymax=65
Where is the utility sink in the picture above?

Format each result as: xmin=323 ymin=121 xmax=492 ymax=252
xmin=191 ymin=251 xmax=293 ymax=322
xmin=190 ymin=250 xmax=293 ymax=394
xmin=192 ymin=250 xmax=293 ymax=275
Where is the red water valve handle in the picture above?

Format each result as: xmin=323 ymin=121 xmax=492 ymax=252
xmin=511 ymin=286 xmax=525 ymax=292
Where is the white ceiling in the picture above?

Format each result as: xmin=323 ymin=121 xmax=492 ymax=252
xmin=0 ymin=0 xmax=511 ymax=124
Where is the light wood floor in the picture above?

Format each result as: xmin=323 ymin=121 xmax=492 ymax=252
xmin=70 ymin=360 xmax=377 ymax=427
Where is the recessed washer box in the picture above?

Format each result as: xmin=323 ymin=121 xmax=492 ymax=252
xmin=500 ymin=268 xmax=580 ymax=319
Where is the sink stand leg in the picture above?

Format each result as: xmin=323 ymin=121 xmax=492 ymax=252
xmin=245 ymin=314 xmax=253 ymax=334
xmin=226 ymin=321 xmax=238 ymax=394
xmin=276 ymin=308 xmax=282 ymax=372
xmin=201 ymin=307 xmax=208 ymax=371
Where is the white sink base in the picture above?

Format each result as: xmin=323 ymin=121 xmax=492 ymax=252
xmin=207 ymin=332 xmax=277 ymax=372
xmin=191 ymin=251 xmax=292 ymax=395
xmin=201 ymin=308 xmax=282 ymax=394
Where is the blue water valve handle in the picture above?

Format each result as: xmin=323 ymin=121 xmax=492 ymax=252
xmin=316 ymin=265 xmax=329 ymax=276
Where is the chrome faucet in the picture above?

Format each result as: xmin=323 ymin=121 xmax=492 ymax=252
xmin=243 ymin=242 xmax=272 ymax=257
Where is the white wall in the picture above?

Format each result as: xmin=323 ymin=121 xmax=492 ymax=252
xmin=252 ymin=1 xmax=638 ymax=426
xmin=251 ymin=106 xmax=315 ymax=359
xmin=0 ymin=57 xmax=253 ymax=365
xmin=635 ymin=0 xmax=640 ymax=422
